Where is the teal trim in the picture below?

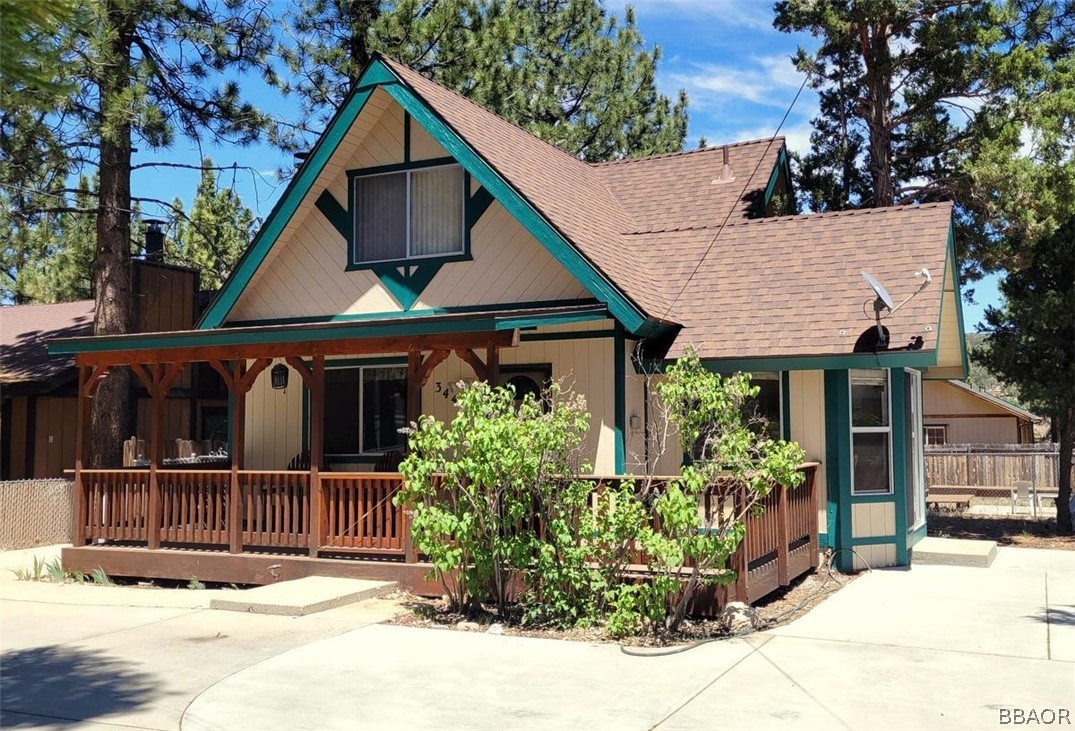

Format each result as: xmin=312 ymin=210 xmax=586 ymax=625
xmin=221 ymin=299 xmax=603 ymax=328
xmin=497 ymin=311 xmax=607 ymax=330
xmin=763 ymin=146 xmax=788 ymax=209
xmin=824 ymin=370 xmax=854 ymax=572
xmin=948 ymin=225 xmax=970 ymax=378
xmin=315 ymin=191 xmax=351 ymax=242
xmin=613 ymin=324 xmax=626 ymax=473
xmin=346 ymin=156 xmax=456 ymax=178
xmin=52 ymin=317 xmax=515 ymax=355
xmin=520 ymin=329 xmax=614 ymax=342
xmin=356 ymin=64 xmax=396 ymax=87
xmin=468 ymin=186 xmax=495 ymax=226
xmin=323 ymin=356 xmax=408 ymax=368
xmin=850 ymin=535 xmax=898 ymax=546
xmin=694 ymin=351 xmax=939 ymax=374
xmin=369 ymin=263 xmax=445 ymax=310
xmin=818 ymin=532 xmax=830 ymax=549
xmin=377 ymin=72 xmax=649 ymax=333
xmin=890 ymin=367 xmax=910 ymax=565
xmin=199 ymin=85 xmax=377 ymax=328
xmin=780 ymin=370 xmax=791 ymax=441
xmin=403 ymin=111 xmax=411 ymax=162
xmin=908 ymin=522 xmax=927 ymax=548
xmin=199 ymin=57 xmax=649 ymax=333
xmin=850 ymin=492 xmax=896 ymax=504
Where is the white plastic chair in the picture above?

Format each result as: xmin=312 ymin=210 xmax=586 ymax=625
xmin=1011 ymin=480 xmax=1036 ymax=516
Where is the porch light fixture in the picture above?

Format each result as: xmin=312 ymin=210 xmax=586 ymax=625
xmin=271 ymin=363 xmax=289 ymax=390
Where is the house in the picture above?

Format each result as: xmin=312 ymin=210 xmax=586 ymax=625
xmin=923 ymin=379 xmax=1037 ymax=445
xmin=1 ymin=259 xmax=227 ymax=479
xmin=52 ymin=55 xmax=967 ymax=588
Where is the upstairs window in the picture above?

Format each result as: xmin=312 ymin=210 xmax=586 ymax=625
xmin=353 ymin=164 xmax=464 ymax=264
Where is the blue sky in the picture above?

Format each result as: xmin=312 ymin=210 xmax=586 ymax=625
xmin=130 ymin=0 xmax=1001 ymax=328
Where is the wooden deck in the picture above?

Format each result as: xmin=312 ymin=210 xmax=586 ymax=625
xmin=66 ymin=464 xmax=820 ymax=613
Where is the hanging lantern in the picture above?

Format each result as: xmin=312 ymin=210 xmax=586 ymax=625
xmin=271 ymin=363 xmax=289 ymax=390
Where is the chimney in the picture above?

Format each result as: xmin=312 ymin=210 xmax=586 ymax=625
xmin=144 ymin=219 xmax=165 ymax=262
xmin=713 ymin=145 xmax=736 ymax=185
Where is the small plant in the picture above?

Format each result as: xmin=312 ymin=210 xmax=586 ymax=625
xmin=187 ymin=576 xmax=206 ymax=590
xmin=90 ymin=568 xmax=114 ymax=586
xmin=45 ymin=558 xmax=67 ymax=583
xmin=11 ymin=555 xmax=47 ymax=582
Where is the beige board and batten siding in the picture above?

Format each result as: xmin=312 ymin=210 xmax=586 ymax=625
xmin=243 ymin=367 xmax=304 ymax=470
xmin=227 ymin=91 xmax=589 ymax=323
xmin=924 ymin=248 xmax=965 ymax=380
xmin=788 ymin=370 xmax=828 ymax=535
xmin=851 ymin=502 xmax=896 ymax=539
xmin=852 ymin=543 xmax=896 ymax=570
xmin=923 ymin=380 xmax=1023 ymax=444
xmin=421 ymin=333 xmax=617 ymax=474
xmin=240 ymin=326 xmax=617 ymax=472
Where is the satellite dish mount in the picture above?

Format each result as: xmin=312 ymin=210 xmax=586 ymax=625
xmin=860 ymin=269 xmax=933 ymax=351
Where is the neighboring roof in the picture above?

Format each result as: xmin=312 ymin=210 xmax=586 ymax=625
xmin=945 ymin=379 xmax=1039 ymax=421
xmin=0 ymin=299 xmax=94 ymax=388
xmin=648 ymin=203 xmax=955 ymax=360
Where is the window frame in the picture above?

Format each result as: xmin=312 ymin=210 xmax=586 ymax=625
xmin=924 ymin=424 xmax=948 ymax=446
xmin=318 ymin=361 xmax=408 ymax=459
xmin=348 ymin=160 xmax=468 ymax=268
xmin=849 ymin=368 xmax=894 ymax=496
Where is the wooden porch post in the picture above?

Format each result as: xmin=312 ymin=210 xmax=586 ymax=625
xmin=73 ymin=365 xmax=90 ymax=546
xmin=308 ymin=356 xmax=325 ymax=557
xmin=486 ymin=345 xmax=499 ymax=386
xmin=776 ymin=482 xmax=789 ymax=586
xmin=229 ymin=361 xmax=246 ymax=554
xmin=147 ymin=368 xmax=163 ymax=550
xmin=406 ymin=349 xmax=422 ymax=428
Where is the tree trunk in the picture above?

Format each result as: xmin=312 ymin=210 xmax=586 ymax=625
xmin=1057 ymin=407 xmax=1073 ymax=535
xmin=859 ymin=18 xmax=895 ymax=208
xmin=89 ymin=1 xmax=136 ymax=468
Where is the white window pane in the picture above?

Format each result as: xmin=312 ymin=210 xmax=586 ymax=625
xmin=410 ymin=166 xmax=463 ymax=256
xmin=355 ymin=173 xmax=406 ymax=262
xmin=853 ymin=432 xmax=890 ymax=493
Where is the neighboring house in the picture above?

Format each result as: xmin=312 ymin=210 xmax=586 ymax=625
xmin=52 ymin=55 xmax=967 ymax=580
xmin=923 ymin=379 xmax=1038 ymax=445
xmin=1 ymin=259 xmax=227 ymax=479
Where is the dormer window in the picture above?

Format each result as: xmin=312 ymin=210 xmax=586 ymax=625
xmin=352 ymin=163 xmax=464 ymax=265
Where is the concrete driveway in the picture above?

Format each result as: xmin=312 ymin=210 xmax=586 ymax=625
xmin=1 ymin=546 xmax=1072 ymax=730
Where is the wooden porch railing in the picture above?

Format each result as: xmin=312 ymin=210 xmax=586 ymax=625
xmin=74 ymin=463 xmax=818 ymax=603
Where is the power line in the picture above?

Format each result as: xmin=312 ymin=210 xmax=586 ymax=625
xmin=661 ymin=73 xmax=810 ymax=322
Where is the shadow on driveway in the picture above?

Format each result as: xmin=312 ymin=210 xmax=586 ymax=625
xmin=1 ymin=645 xmax=157 ymax=726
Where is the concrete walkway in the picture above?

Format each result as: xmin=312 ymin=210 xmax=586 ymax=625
xmin=2 ymin=546 xmax=1072 ymax=730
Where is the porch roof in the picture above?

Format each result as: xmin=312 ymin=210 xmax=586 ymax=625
xmin=48 ymin=301 xmax=605 ymax=365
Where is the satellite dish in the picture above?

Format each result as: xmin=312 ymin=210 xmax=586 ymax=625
xmin=861 ymin=271 xmax=895 ymax=311
xmin=858 ymin=268 xmax=934 ymax=352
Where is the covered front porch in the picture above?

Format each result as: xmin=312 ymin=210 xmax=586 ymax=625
xmin=53 ymin=309 xmax=821 ymax=610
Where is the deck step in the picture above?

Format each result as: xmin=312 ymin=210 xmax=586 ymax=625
xmin=912 ymin=536 xmax=997 ymax=568
xmin=209 ymin=576 xmax=397 ymax=616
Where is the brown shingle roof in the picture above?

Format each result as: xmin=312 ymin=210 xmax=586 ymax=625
xmin=379 ymin=57 xmax=784 ymax=317
xmin=645 ymin=203 xmax=954 ymax=359
xmin=0 ymin=299 xmax=94 ymax=387
xmin=595 ymin=139 xmax=784 ymax=234
xmin=374 ymin=58 xmax=955 ymax=360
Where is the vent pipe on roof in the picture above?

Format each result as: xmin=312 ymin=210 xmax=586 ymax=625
xmin=713 ymin=145 xmax=736 ymax=185
xmin=144 ymin=219 xmax=165 ymax=262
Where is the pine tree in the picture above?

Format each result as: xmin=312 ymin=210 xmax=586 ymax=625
xmin=1 ymin=0 xmax=276 ymax=466
xmin=16 ymin=177 xmax=98 ymax=303
xmin=276 ymin=0 xmax=688 ymax=161
xmin=974 ymin=219 xmax=1075 ymax=534
xmin=170 ymin=159 xmax=258 ymax=290
xmin=774 ymin=0 xmax=1072 ymax=281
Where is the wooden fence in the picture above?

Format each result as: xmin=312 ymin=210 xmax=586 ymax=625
xmin=926 ymin=444 xmax=1073 ymax=495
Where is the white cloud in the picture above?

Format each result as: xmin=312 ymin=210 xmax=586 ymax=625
xmin=621 ymin=0 xmax=776 ymax=30
xmin=700 ymin=118 xmax=814 ymax=155
xmin=669 ymin=54 xmax=806 ymax=109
